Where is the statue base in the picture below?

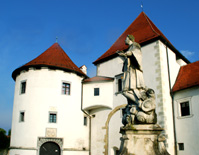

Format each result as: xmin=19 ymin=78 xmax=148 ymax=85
xmin=117 ymin=124 xmax=170 ymax=155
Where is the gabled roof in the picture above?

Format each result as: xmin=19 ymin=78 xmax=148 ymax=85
xmin=83 ymin=76 xmax=114 ymax=83
xmin=93 ymin=12 xmax=189 ymax=65
xmin=172 ymin=61 xmax=199 ymax=92
xmin=12 ymin=43 xmax=86 ymax=80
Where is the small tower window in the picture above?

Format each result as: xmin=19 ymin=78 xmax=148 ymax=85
xmin=20 ymin=81 xmax=26 ymax=94
xmin=62 ymin=82 xmax=70 ymax=95
xmin=19 ymin=111 xmax=25 ymax=122
xmin=49 ymin=113 xmax=57 ymax=123
xmin=94 ymin=88 xmax=99 ymax=96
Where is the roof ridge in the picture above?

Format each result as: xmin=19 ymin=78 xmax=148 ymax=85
xmin=142 ymin=12 xmax=160 ymax=37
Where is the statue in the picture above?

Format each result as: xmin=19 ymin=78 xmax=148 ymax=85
xmin=116 ymin=35 xmax=169 ymax=155
xmin=117 ymin=35 xmax=157 ymax=126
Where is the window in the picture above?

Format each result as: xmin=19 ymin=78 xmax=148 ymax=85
xmin=180 ymin=101 xmax=190 ymax=116
xmin=19 ymin=111 xmax=25 ymax=122
xmin=178 ymin=143 xmax=184 ymax=151
xmin=115 ymin=73 xmax=123 ymax=93
xmin=177 ymin=97 xmax=193 ymax=118
xmin=94 ymin=88 xmax=99 ymax=96
xmin=84 ymin=116 xmax=87 ymax=126
xmin=118 ymin=79 xmax=122 ymax=92
xmin=49 ymin=113 xmax=57 ymax=123
xmin=20 ymin=81 xmax=26 ymax=94
xmin=62 ymin=82 xmax=70 ymax=95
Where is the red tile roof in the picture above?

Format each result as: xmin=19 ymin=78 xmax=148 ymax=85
xmin=12 ymin=43 xmax=86 ymax=80
xmin=172 ymin=61 xmax=199 ymax=92
xmin=93 ymin=12 xmax=189 ymax=65
xmin=83 ymin=76 xmax=114 ymax=83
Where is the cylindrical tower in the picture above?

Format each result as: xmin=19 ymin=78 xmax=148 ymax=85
xmin=10 ymin=43 xmax=89 ymax=155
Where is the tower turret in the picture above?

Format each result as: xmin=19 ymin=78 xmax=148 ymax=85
xmin=10 ymin=43 xmax=89 ymax=155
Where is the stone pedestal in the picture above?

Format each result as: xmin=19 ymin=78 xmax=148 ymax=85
xmin=117 ymin=124 xmax=169 ymax=155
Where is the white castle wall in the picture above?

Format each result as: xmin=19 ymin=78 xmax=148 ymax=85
xmin=83 ymin=81 xmax=113 ymax=110
xmin=94 ymin=57 xmax=127 ymax=154
xmin=10 ymin=68 xmax=89 ymax=155
xmin=174 ymin=87 xmax=199 ymax=155
xmin=92 ymin=40 xmax=186 ymax=155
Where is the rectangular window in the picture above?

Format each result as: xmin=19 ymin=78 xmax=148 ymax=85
xmin=19 ymin=112 xmax=25 ymax=122
xmin=115 ymin=73 xmax=123 ymax=94
xmin=62 ymin=82 xmax=70 ymax=95
xmin=180 ymin=101 xmax=190 ymax=116
xmin=118 ymin=78 xmax=122 ymax=92
xmin=94 ymin=88 xmax=99 ymax=96
xmin=84 ymin=116 xmax=87 ymax=126
xmin=178 ymin=143 xmax=184 ymax=151
xmin=21 ymin=81 xmax=26 ymax=94
xmin=177 ymin=97 xmax=193 ymax=118
xmin=49 ymin=113 xmax=57 ymax=123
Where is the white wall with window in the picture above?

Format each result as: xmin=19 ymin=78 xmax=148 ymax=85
xmin=173 ymin=86 xmax=199 ymax=155
xmin=95 ymin=41 xmax=184 ymax=154
xmin=10 ymin=68 xmax=89 ymax=155
xmin=82 ymin=81 xmax=113 ymax=111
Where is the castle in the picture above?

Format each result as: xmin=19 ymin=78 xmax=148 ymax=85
xmin=10 ymin=12 xmax=199 ymax=155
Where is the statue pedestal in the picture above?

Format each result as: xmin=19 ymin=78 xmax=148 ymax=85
xmin=117 ymin=124 xmax=169 ymax=155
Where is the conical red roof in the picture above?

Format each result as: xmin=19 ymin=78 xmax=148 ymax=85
xmin=93 ymin=12 xmax=189 ymax=65
xmin=12 ymin=43 xmax=86 ymax=80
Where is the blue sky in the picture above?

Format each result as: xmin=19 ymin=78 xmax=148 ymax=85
xmin=0 ymin=0 xmax=198 ymax=133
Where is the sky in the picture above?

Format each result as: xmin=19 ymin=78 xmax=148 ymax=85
xmin=0 ymin=0 xmax=198 ymax=133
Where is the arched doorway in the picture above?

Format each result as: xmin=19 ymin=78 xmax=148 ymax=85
xmin=40 ymin=142 xmax=60 ymax=155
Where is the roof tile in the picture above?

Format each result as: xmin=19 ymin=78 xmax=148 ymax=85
xmin=93 ymin=12 xmax=189 ymax=65
xmin=172 ymin=61 xmax=199 ymax=92
xmin=12 ymin=43 xmax=86 ymax=80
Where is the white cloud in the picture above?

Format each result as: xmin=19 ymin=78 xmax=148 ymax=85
xmin=180 ymin=50 xmax=195 ymax=58
xmin=180 ymin=50 xmax=199 ymax=62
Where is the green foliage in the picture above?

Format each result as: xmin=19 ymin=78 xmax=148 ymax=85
xmin=8 ymin=129 xmax=11 ymax=136
xmin=0 ymin=128 xmax=6 ymax=135
xmin=0 ymin=128 xmax=10 ymax=150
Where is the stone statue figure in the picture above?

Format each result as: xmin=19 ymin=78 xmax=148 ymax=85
xmin=117 ymin=35 xmax=157 ymax=126
xmin=117 ymin=34 xmax=145 ymax=92
xmin=116 ymin=35 xmax=169 ymax=155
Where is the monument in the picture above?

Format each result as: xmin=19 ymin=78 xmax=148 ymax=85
xmin=116 ymin=35 xmax=170 ymax=155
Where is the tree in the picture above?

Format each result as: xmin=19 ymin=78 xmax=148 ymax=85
xmin=0 ymin=128 xmax=10 ymax=150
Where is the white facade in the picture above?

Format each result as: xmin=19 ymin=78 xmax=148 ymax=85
xmin=10 ymin=40 xmax=189 ymax=155
xmin=10 ymin=67 xmax=89 ymax=155
xmin=83 ymin=81 xmax=114 ymax=110
xmin=173 ymin=86 xmax=199 ymax=155
xmin=86 ymin=40 xmax=187 ymax=155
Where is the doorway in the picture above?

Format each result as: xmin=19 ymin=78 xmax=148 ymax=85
xmin=40 ymin=142 xmax=60 ymax=155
